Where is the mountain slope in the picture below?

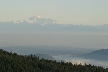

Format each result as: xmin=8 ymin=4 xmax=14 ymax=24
xmin=80 ymin=49 xmax=108 ymax=61
xmin=33 ymin=54 xmax=55 ymax=60
xmin=0 ymin=49 xmax=108 ymax=72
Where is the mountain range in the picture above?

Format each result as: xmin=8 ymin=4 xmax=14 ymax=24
xmin=0 ymin=15 xmax=108 ymax=32
xmin=13 ymin=15 xmax=60 ymax=25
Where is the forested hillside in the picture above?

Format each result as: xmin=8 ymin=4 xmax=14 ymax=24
xmin=0 ymin=49 xmax=108 ymax=72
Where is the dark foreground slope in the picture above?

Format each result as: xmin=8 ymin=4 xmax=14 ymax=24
xmin=34 ymin=54 xmax=55 ymax=60
xmin=0 ymin=49 xmax=108 ymax=72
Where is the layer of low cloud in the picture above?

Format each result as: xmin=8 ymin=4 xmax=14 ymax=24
xmin=53 ymin=55 xmax=108 ymax=68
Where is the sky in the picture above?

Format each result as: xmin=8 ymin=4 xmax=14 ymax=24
xmin=0 ymin=0 xmax=108 ymax=25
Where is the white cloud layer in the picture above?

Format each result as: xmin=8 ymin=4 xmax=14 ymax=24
xmin=53 ymin=55 xmax=108 ymax=68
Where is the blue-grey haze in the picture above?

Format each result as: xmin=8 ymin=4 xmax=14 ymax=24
xmin=0 ymin=16 xmax=108 ymax=48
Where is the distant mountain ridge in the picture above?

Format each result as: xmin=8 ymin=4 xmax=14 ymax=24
xmin=80 ymin=49 xmax=108 ymax=61
xmin=0 ymin=15 xmax=108 ymax=32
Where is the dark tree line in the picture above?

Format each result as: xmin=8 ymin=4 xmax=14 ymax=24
xmin=0 ymin=49 xmax=108 ymax=72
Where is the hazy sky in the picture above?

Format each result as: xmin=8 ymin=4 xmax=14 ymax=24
xmin=0 ymin=0 xmax=108 ymax=25
xmin=0 ymin=33 xmax=108 ymax=48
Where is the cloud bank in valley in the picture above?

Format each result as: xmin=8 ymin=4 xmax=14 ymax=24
xmin=65 ymin=57 xmax=108 ymax=68
xmin=53 ymin=55 xmax=108 ymax=68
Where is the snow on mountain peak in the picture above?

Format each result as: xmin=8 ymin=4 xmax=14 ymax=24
xmin=13 ymin=15 xmax=60 ymax=24
xmin=29 ymin=15 xmax=41 ymax=20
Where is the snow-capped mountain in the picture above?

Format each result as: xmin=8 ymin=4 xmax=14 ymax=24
xmin=14 ymin=15 xmax=60 ymax=25
xmin=0 ymin=15 xmax=108 ymax=32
